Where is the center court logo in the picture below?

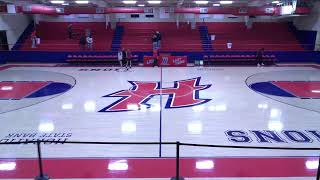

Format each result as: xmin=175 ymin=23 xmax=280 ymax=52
xmin=99 ymin=77 xmax=211 ymax=112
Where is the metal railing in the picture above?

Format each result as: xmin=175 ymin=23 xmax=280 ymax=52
xmin=0 ymin=140 xmax=319 ymax=180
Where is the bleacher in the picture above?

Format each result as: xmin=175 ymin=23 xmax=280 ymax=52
xmin=119 ymin=22 xmax=202 ymax=52
xmin=13 ymin=21 xmax=313 ymax=65
xmin=21 ymin=22 xmax=114 ymax=51
xmin=204 ymin=22 xmax=304 ymax=51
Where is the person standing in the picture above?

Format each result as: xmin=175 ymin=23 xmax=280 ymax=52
xmin=67 ymin=24 xmax=73 ymax=39
xmin=122 ymin=48 xmax=127 ymax=65
xmin=227 ymin=40 xmax=232 ymax=50
xmin=126 ymin=49 xmax=132 ymax=69
xmin=256 ymin=48 xmax=265 ymax=66
xmin=31 ymin=31 xmax=37 ymax=48
xmin=118 ymin=49 xmax=123 ymax=67
xmin=79 ymin=35 xmax=86 ymax=50
xmin=152 ymin=34 xmax=157 ymax=50
xmin=86 ymin=35 xmax=93 ymax=50
xmin=156 ymin=31 xmax=161 ymax=49
xmin=152 ymin=48 xmax=159 ymax=67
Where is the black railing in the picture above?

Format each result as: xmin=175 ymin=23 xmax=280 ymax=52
xmin=0 ymin=140 xmax=319 ymax=180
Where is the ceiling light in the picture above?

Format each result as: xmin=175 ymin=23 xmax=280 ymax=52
xmin=75 ymin=0 xmax=89 ymax=4
xmin=123 ymin=1 xmax=137 ymax=4
xmin=51 ymin=0 xmax=64 ymax=4
xmin=148 ymin=1 xmax=161 ymax=4
xmin=138 ymin=4 xmax=145 ymax=7
xmin=195 ymin=1 xmax=208 ymax=5
xmin=213 ymin=3 xmax=220 ymax=6
xmin=220 ymin=1 xmax=233 ymax=4
xmin=62 ymin=3 xmax=69 ymax=5
xmin=272 ymin=1 xmax=280 ymax=4
xmin=311 ymin=90 xmax=320 ymax=93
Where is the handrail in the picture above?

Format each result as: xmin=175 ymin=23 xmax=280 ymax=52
xmin=1 ymin=140 xmax=320 ymax=150
xmin=0 ymin=140 xmax=319 ymax=180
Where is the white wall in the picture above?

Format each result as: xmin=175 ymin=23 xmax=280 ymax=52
xmin=293 ymin=2 xmax=320 ymax=50
xmin=34 ymin=14 xmax=107 ymax=22
xmin=0 ymin=14 xmax=31 ymax=49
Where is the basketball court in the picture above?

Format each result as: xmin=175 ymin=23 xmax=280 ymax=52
xmin=0 ymin=64 xmax=319 ymax=179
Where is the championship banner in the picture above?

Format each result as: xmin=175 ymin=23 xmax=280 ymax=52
xmin=143 ymin=56 xmax=187 ymax=67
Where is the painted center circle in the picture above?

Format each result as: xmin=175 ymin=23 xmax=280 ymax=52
xmin=246 ymin=70 xmax=320 ymax=113
xmin=0 ymin=70 xmax=76 ymax=114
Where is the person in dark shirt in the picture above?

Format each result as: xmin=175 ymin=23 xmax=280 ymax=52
xmin=122 ymin=48 xmax=127 ymax=65
xmin=152 ymin=35 xmax=157 ymax=50
xmin=256 ymin=48 xmax=265 ymax=66
xmin=156 ymin=31 xmax=161 ymax=49
xmin=126 ymin=49 xmax=132 ymax=69
xmin=79 ymin=35 xmax=86 ymax=50
xmin=67 ymin=24 xmax=73 ymax=39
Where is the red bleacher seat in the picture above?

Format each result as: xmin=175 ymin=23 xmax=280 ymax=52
xmin=21 ymin=22 xmax=114 ymax=51
xmin=119 ymin=22 xmax=202 ymax=52
xmin=201 ymin=22 xmax=304 ymax=51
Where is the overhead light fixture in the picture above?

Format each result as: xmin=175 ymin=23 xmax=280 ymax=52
xmin=272 ymin=1 xmax=280 ymax=4
xmin=123 ymin=1 xmax=137 ymax=4
xmin=311 ymin=90 xmax=320 ymax=93
xmin=51 ymin=0 xmax=64 ymax=4
xmin=213 ymin=3 xmax=220 ymax=6
xmin=138 ymin=4 xmax=145 ymax=7
xmin=195 ymin=1 xmax=208 ymax=5
xmin=220 ymin=0 xmax=233 ymax=4
xmin=62 ymin=3 xmax=69 ymax=5
xmin=75 ymin=0 xmax=89 ymax=4
xmin=148 ymin=1 xmax=161 ymax=4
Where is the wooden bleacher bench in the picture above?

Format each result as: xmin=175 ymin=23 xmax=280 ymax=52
xmin=203 ymin=54 xmax=276 ymax=66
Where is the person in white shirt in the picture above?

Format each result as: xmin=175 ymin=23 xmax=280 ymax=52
xmin=118 ymin=50 xmax=123 ymax=67
xmin=227 ymin=40 xmax=232 ymax=49
xmin=86 ymin=36 xmax=93 ymax=50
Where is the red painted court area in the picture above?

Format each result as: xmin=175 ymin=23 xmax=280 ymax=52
xmin=272 ymin=81 xmax=320 ymax=98
xmin=0 ymin=81 xmax=50 ymax=100
xmin=0 ymin=157 xmax=317 ymax=178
